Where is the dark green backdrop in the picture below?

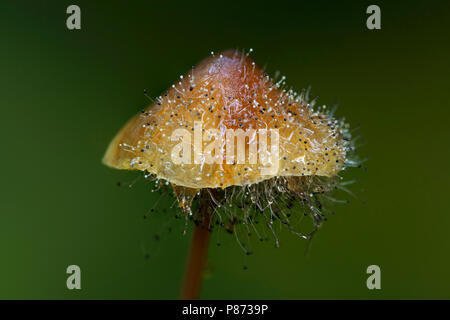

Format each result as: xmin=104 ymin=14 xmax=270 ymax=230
xmin=1 ymin=0 xmax=449 ymax=299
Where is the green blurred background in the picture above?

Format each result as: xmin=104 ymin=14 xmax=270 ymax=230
xmin=0 ymin=0 xmax=449 ymax=299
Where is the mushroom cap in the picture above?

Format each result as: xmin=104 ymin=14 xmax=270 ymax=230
xmin=103 ymin=50 xmax=347 ymax=189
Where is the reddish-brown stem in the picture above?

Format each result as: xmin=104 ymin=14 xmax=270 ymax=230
xmin=180 ymin=218 xmax=211 ymax=299
xmin=180 ymin=192 xmax=215 ymax=300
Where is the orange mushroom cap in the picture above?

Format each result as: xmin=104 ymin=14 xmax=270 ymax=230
xmin=103 ymin=50 xmax=348 ymax=190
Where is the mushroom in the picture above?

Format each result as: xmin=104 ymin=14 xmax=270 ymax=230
xmin=103 ymin=50 xmax=356 ymax=299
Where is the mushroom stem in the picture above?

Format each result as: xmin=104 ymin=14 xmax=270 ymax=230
xmin=180 ymin=190 xmax=216 ymax=300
